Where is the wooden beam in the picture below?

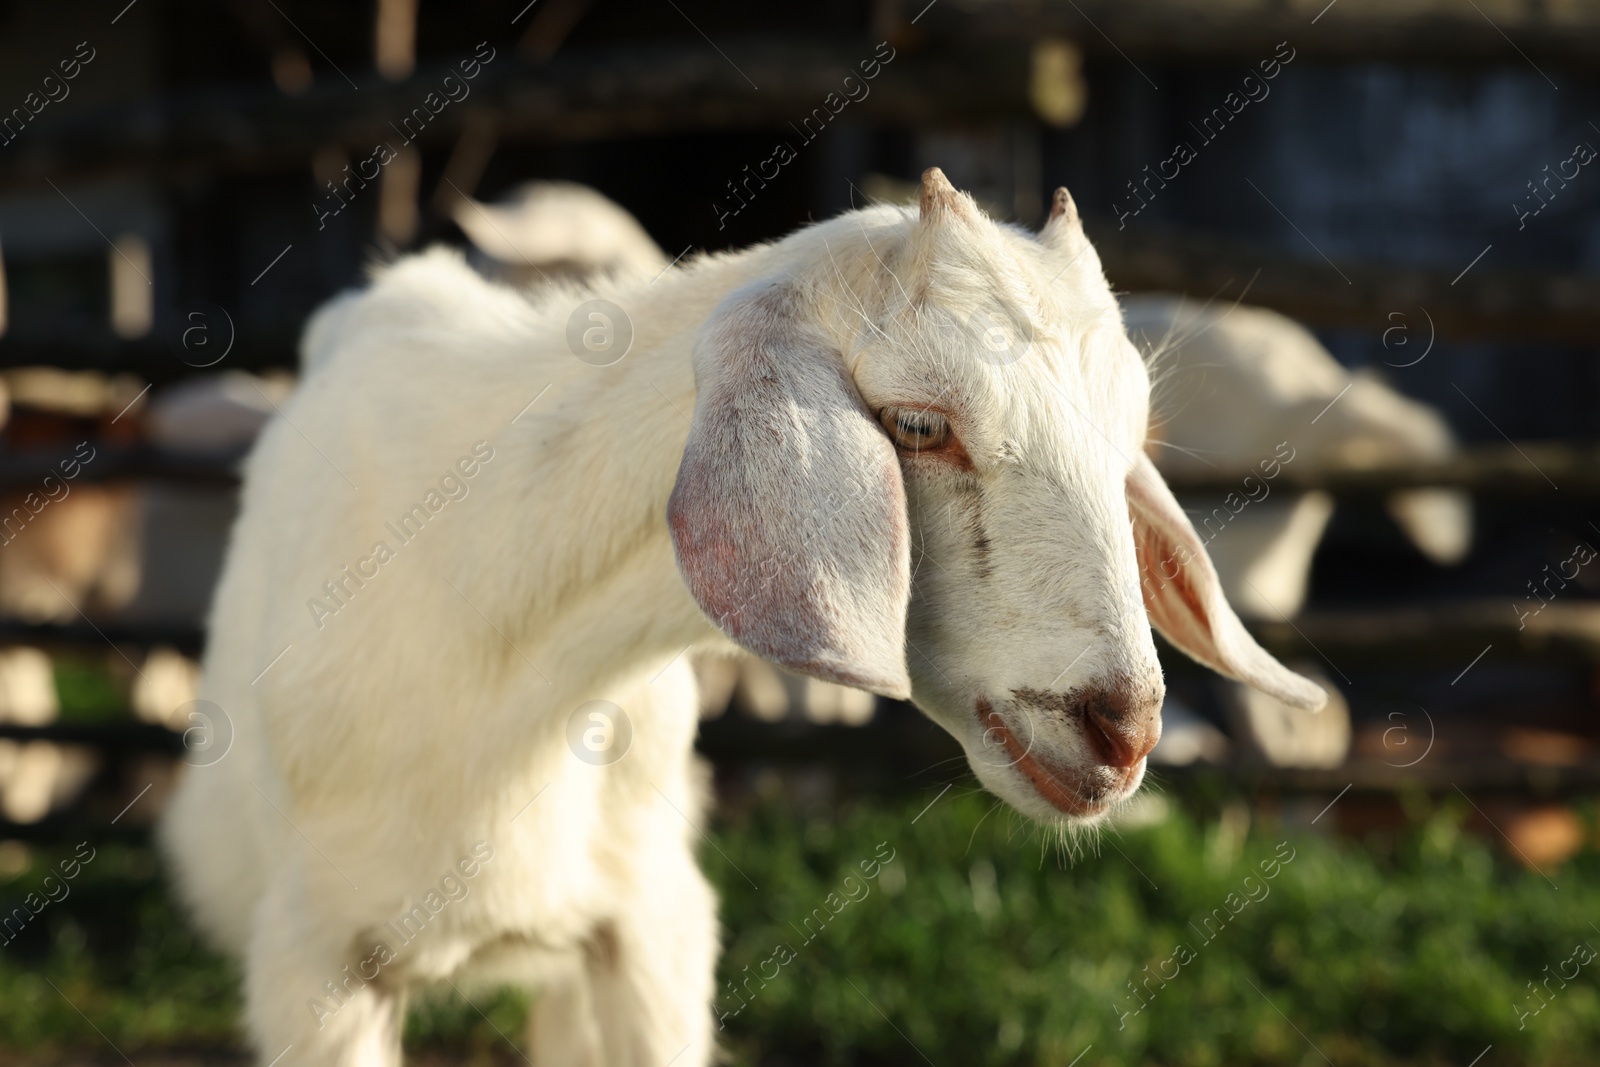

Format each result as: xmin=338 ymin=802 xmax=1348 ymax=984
xmin=3 ymin=7 xmax=1593 ymax=198
xmin=0 ymin=439 xmax=1588 ymax=503
xmin=0 ymin=721 xmax=184 ymax=753
xmin=0 ymin=335 xmax=295 ymax=384
xmin=0 ymin=620 xmax=206 ymax=654
xmin=0 ymin=445 xmax=245 ymax=490
xmin=929 ymin=0 xmax=1600 ymax=68
xmin=1161 ymin=444 xmax=1600 ymax=497
xmin=1090 ymin=222 xmax=1600 ymax=344
xmin=1254 ymin=601 xmax=1600 ymax=668
xmin=0 ymin=440 xmax=1570 ymax=497
xmin=0 ymin=40 xmax=1033 ymax=193
xmin=5 ymin=219 xmax=1594 ymax=382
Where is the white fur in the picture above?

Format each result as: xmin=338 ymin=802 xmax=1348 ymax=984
xmin=453 ymin=181 xmax=669 ymax=288
xmin=162 ymin=173 xmax=1319 ymax=1067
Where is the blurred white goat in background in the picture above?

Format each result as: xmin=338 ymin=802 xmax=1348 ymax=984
xmin=1124 ymin=295 xmax=1471 ymax=768
xmin=0 ymin=369 xmax=288 ymax=822
xmin=451 ymin=180 xmax=668 ymax=287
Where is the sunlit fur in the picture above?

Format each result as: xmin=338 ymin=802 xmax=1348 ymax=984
xmin=161 ymin=177 xmax=1314 ymax=1067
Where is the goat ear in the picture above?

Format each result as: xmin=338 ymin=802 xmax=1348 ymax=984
xmin=668 ymin=281 xmax=914 ymax=700
xmin=1126 ymin=453 xmax=1327 ymax=711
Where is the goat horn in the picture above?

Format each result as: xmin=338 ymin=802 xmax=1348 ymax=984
xmin=1039 ymin=185 xmax=1084 ymax=251
xmin=918 ymin=166 xmax=964 ymax=221
xmin=1047 ymin=186 xmax=1077 ymax=224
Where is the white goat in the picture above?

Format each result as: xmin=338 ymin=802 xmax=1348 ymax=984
xmin=161 ymin=169 xmax=1322 ymax=1067
xmin=451 ymin=180 xmax=669 ymax=287
xmin=1125 ymin=295 xmax=1469 ymax=766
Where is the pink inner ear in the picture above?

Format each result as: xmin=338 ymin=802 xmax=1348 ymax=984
xmin=1133 ymin=515 xmax=1213 ymax=656
xmin=1126 ymin=453 xmax=1327 ymax=712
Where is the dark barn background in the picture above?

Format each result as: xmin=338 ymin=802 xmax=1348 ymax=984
xmin=1 ymin=1 xmax=1599 ymax=1064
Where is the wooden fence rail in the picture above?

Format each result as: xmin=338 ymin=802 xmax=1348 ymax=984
xmin=1160 ymin=444 xmax=1598 ymax=496
xmin=931 ymin=0 xmax=1600 ymax=66
xmin=0 ymin=41 xmax=1034 ymax=193
xmin=0 ymin=442 xmax=1587 ymax=494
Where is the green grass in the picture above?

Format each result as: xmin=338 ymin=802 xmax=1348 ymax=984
xmin=1 ymin=786 xmax=1596 ymax=1065
xmin=52 ymin=655 xmax=129 ymax=723
xmin=711 ymin=788 xmax=1600 ymax=1066
xmin=0 ymin=841 xmax=238 ymax=1048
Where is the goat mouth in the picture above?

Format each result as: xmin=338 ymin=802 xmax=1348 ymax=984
xmin=976 ymin=699 xmax=1121 ymax=818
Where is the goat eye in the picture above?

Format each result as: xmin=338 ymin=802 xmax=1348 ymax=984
xmin=880 ymin=407 xmax=951 ymax=452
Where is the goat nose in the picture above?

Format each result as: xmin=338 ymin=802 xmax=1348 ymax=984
xmin=1085 ymin=709 xmax=1156 ymax=768
xmin=1082 ymin=684 xmax=1161 ymax=769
